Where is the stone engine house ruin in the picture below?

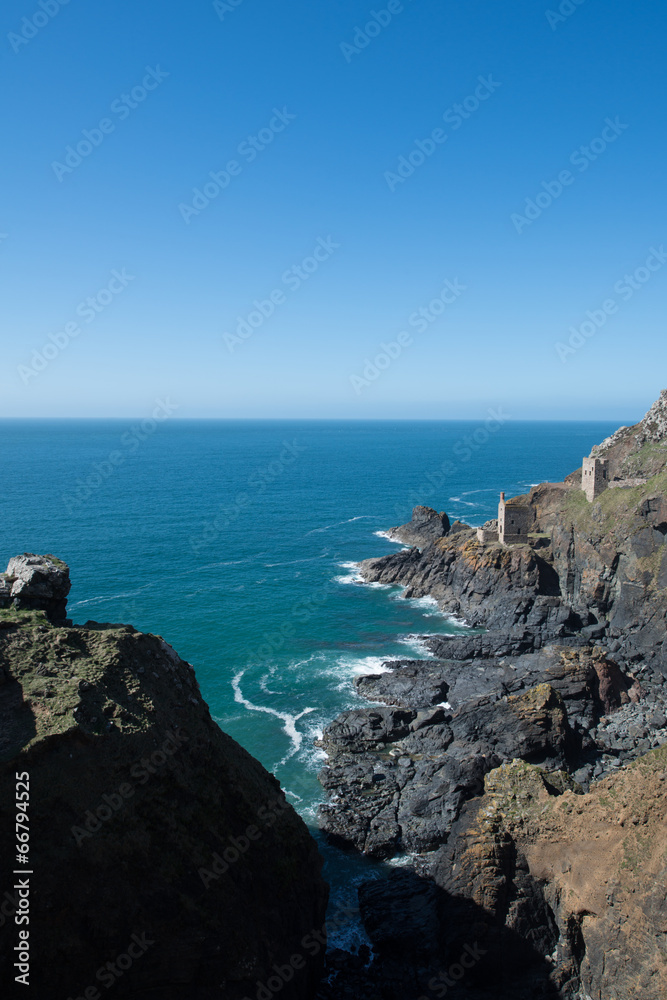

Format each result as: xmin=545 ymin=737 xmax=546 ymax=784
xmin=582 ymin=456 xmax=609 ymax=502
xmin=476 ymin=493 xmax=533 ymax=546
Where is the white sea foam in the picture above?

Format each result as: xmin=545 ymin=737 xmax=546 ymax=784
xmin=336 ymin=561 xmax=403 ymax=589
xmin=385 ymin=853 xmax=419 ymax=868
xmin=373 ymin=529 xmax=399 ymax=542
xmin=445 ymin=613 xmax=471 ymax=628
xmin=404 ymin=595 xmax=471 ymax=630
xmin=305 ymin=515 xmax=376 ymax=536
xmin=399 ymin=594 xmax=443 ymax=617
xmin=285 ymin=789 xmax=304 ymax=804
xmin=232 ymin=671 xmax=316 ymax=765
xmin=264 ymin=551 xmax=330 ymax=567
xmin=334 ymin=561 xmax=363 ymax=584
xmin=299 ymin=721 xmax=328 ymax=768
xmin=285 ymin=652 xmax=328 ymax=673
xmin=398 ymin=634 xmax=436 ymax=657
xmin=70 ymin=583 xmax=153 ymax=608
xmin=347 ymin=655 xmax=393 ymax=676
xmin=259 ymin=668 xmax=280 ymax=695
xmin=324 ymin=653 xmax=394 ymax=695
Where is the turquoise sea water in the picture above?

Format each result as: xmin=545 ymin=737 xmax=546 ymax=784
xmin=1 ymin=418 xmax=620 ymax=942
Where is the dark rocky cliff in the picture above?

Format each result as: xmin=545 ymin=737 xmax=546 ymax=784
xmin=0 ymin=556 xmax=328 ymax=999
xmin=386 ymin=505 xmax=451 ymax=548
xmin=316 ymin=391 xmax=667 ymax=1000
xmin=357 ymin=391 xmax=667 ymax=682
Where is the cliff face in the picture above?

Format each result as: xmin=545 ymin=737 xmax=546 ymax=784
xmin=525 ymin=392 xmax=667 ymax=680
xmin=318 ymin=750 xmax=667 ymax=1000
xmin=432 ymin=750 xmax=667 ymax=999
xmin=357 ymin=530 xmax=569 ymax=638
xmin=316 ymin=392 xmax=667 ymax=1000
xmin=0 ymin=557 xmax=328 ymax=999
xmin=534 ymin=473 xmax=667 ymax=675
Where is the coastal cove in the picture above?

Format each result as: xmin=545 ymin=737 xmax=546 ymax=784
xmin=0 ymin=419 xmax=622 ymax=927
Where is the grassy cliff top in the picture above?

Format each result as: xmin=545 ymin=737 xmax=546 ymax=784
xmin=0 ymin=617 xmax=200 ymax=760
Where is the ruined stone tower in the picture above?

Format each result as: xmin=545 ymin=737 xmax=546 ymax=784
xmin=498 ymin=491 xmax=532 ymax=545
xmin=582 ymin=457 xmax=609 ymax=502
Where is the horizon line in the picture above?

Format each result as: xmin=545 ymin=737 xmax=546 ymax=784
xmin=0 ymin=415 xmax=638 ymax=424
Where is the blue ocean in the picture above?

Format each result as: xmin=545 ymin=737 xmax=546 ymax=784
xmin=1 ymin=418 xmax=620 ymax=943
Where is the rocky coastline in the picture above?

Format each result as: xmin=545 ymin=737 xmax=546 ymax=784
xmin=315 ymin=391 xmax=667 ymax=999
xmin=3 ymin=394 xmax=667 ymax=1000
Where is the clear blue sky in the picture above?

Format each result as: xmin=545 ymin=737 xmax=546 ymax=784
xmin=1 ymin=0 xmax=665 ymax=420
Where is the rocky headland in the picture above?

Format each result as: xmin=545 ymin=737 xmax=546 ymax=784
xmin=316 ymin=391 xmax=667 ymax=999
xmin=0 ymin=555 xmax=328 ymax=999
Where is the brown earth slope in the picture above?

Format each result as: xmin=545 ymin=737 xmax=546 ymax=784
xmin=433 ymin=749 xmax=667 ymax=999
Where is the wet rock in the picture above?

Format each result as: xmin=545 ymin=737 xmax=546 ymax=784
xmin=354 ymin=660 xmax=451 ymax=708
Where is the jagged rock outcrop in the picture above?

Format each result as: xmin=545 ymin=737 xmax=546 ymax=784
xmin=354 ymin=645 xmax=640 ymax=737
xmin=387 ymin=506 xmax=450 ymax=548
xmin=592 ymin=386 xmax=667 ymax=473
xmin=357 ymin=530 xmax=571 ymax=639
xmin=0 ymin=557 xmax=328 ymax=999
xmin=320 ymin=753 xmax=667 ymax=1000
xmin=0 ymin=553 xmax=71 ymax=623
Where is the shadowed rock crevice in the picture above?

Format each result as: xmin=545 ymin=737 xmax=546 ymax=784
xmin=319 ymin=861 xmax=563 ymax=999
